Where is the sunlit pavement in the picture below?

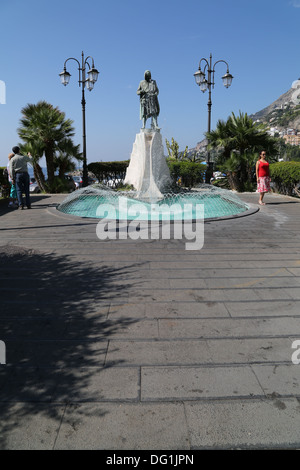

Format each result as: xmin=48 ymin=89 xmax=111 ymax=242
xmin=0 ymin=191 xmax=300 ymax=449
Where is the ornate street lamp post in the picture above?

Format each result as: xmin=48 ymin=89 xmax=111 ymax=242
xmin=194 ymin=53 xmax=233 ymax=183
xmin=59 ymin=52 xmax=99 ymax=187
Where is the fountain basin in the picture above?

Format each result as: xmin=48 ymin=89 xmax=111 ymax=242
xmin=57 ymin=184 xmax=251 ymax=221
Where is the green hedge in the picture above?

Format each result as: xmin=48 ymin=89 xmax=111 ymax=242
xmin=87 ymin=160 xmax=206 ymax=190
xmin=167 ymin=160 xmax=205 ymax=188
xmin=269 ymin=161 xmax=300 ymax=196
xmin=0 ymin=167 xmax=8 ymax=185
xmin=88 ymin=161 xmax=129 ymax=185
xmin=0 ymin=167 xmax=10 ymax=198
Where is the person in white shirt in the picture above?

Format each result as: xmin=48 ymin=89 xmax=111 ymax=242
xmin=9 ymin=146 xmax=33 ymax=209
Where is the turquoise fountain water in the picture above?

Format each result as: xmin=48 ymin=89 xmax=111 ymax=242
xmin=57 ymin=183 xmax=249 ymax=221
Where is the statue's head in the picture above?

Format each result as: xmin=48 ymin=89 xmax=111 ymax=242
xmin=144 ymin=70 xmax=151 ymax=81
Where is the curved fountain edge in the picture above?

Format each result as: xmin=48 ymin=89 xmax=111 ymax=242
xmin=51 ymin=203 xmax=259 ymax=223
xmin=53 ymin=183 xmax=259 ymax=223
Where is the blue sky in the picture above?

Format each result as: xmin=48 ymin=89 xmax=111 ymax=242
xmin=1 ymin=0 xmax=300 ymax=168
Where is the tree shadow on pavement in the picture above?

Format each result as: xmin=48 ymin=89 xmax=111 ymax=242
xmin=0 ymin=245 xmax=140 ymax=449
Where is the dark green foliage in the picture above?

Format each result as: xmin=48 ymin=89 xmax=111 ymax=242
xmin=18 ymin=101 xmax=78 ymax=187
xmin=284 ymin=144 xmax=300 ymax=162
xmin=0 ymin=167 xmax=10 ymax=198
xmin=0 ymin=167 xmax=8 ymax=186
xmin=45 ymin=176 xmax=73 ymax=194
xmin=269 ymin=161 xmax=300 ymax=196
xmin=88 ymin=161 xmax=129 ymax=186
xmin=207 ymin=111 xmax=278 ymax=160
xmin=167 ymin=160 xmax=205 ymax=188
xmin=211 ymin=177 xmax=231 ymax=190
xmin=88 ymin=160 xmax=205 ymax=190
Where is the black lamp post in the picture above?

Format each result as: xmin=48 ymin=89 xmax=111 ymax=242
xmin=194 ymin=53 xmax=233 ymax=183
xmin=59 ymin=51 xmax=99 ymax=187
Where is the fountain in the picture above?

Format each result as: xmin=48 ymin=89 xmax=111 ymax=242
xmin=124 ymin=128 xmax=171 ymax=200
xmin=57 ymin=183 xmax=250 ymax=220
xmin=57 ymin=70 xmax=251 ymax=222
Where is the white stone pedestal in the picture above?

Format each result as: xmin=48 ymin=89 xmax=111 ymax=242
xmin=124 ymin=129 xmax=171 ymax=200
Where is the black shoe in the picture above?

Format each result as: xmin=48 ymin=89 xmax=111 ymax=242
xmin=27 ymin=206 xmax=31 ymax=209
xmin=19 ymin=205 xmax=24 ymax=210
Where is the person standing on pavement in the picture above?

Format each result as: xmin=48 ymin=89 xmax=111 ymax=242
xmin=256 ymin=150 xmax=271 ymax=206
xmin=7 ymin=153 xmax=18 ymax=208
xmin=9 ymin=146 xmax=33 ymax=209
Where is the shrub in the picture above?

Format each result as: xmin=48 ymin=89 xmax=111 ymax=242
xmin=45 ymin=176 xmax=72 ymax=193
xmin=88 ymin=161 xmax=129 ymax=185
xmin=0 ymin=167 xmax=10 ymax=198
xmin=88 ymin=160 xmax=206 ymax=190
xmin=167 ymin=160 xmax=205 ymax=188
xmin=211 ymin=177 xmax=231 ymax=190
xmin=269 ymin=161 xmax=300 ymax=196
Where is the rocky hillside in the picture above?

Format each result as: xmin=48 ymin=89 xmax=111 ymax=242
xmin=249 ymin=80 xmax=300 ymax=130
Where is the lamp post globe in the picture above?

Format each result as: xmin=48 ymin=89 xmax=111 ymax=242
xmin=193 ymin=69 xmax=205 ymax=86
xmin=59 ymin=69 xmax=71 ymax=86
xmin=88 ymin=67 xmax=99 ymax=83
xmin=85 ymin=79 xmax=94 ymax=91
xmin=222 ymin=71 xmax=233 ymax=88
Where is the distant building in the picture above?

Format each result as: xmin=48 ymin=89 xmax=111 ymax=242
xmin=268 ymin=126 xmax=284 ymax=137
xmin=283 ymin=134 xmax=300 ymax=146
xmin=286 ymin=128 xmax=297 ymax=135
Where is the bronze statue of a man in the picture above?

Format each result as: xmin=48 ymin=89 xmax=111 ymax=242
xmin=137 ymin=70 xmax=160 ymax=129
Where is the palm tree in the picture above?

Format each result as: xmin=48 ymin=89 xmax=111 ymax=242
xmin=207 ymin=112 xmax=277 ymax=159
xmin=19 ymin=141 xmax=47 ymax=192
xmin=207 ymin=111 xmax=278 ymax=190
xmin=17 ymin=101 xmax=76 ymax=186
xmin=228 ymin=111 xmax=277 ymax=156
xmin=206 ymin=118 xmax=233 ymax=163
xmin=54 ymin=139 xmax=82 ymax=178
xmin=219 ymin=151 xmax=258 ymax=191
xmin=184 ymin=152 xmax=203 ymax=163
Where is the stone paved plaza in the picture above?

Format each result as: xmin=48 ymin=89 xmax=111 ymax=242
xmin=0 ymin=191 xmax=300 ymax=449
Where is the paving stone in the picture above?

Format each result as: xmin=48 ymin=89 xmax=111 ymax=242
xmin=52 ymin=367 xmax=140 ymax=402
xmin=106 ymin=339 xmax=212 ymax=366
xmin=0 ymin=403 xmax=65 ymax=450
xmin=141 ymin=365 xmax=263 ymax=400
xmin=4 ymin=339 xmax=108 ymax=367
xmin=185 ymin=398 xmax=300 ymax=449
xmin=0 ymin=366 xmax=57 ymax=402
xmin=207 ymin=337 xmax=294 ymax=364
xmin=1 ymin=193 xmax=300 ymax=449
xmin=251 ymin=364 xmax=300 ymax=396
xmin=224 ymin=300 xmax=300 ymax=317
xmin=145 ymin=301 xmax=229 ymax=318
xmin=54 ymin=403 xmax=190 ymax=450
xmin=158 ymin=317 xmax=300 ymax=339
